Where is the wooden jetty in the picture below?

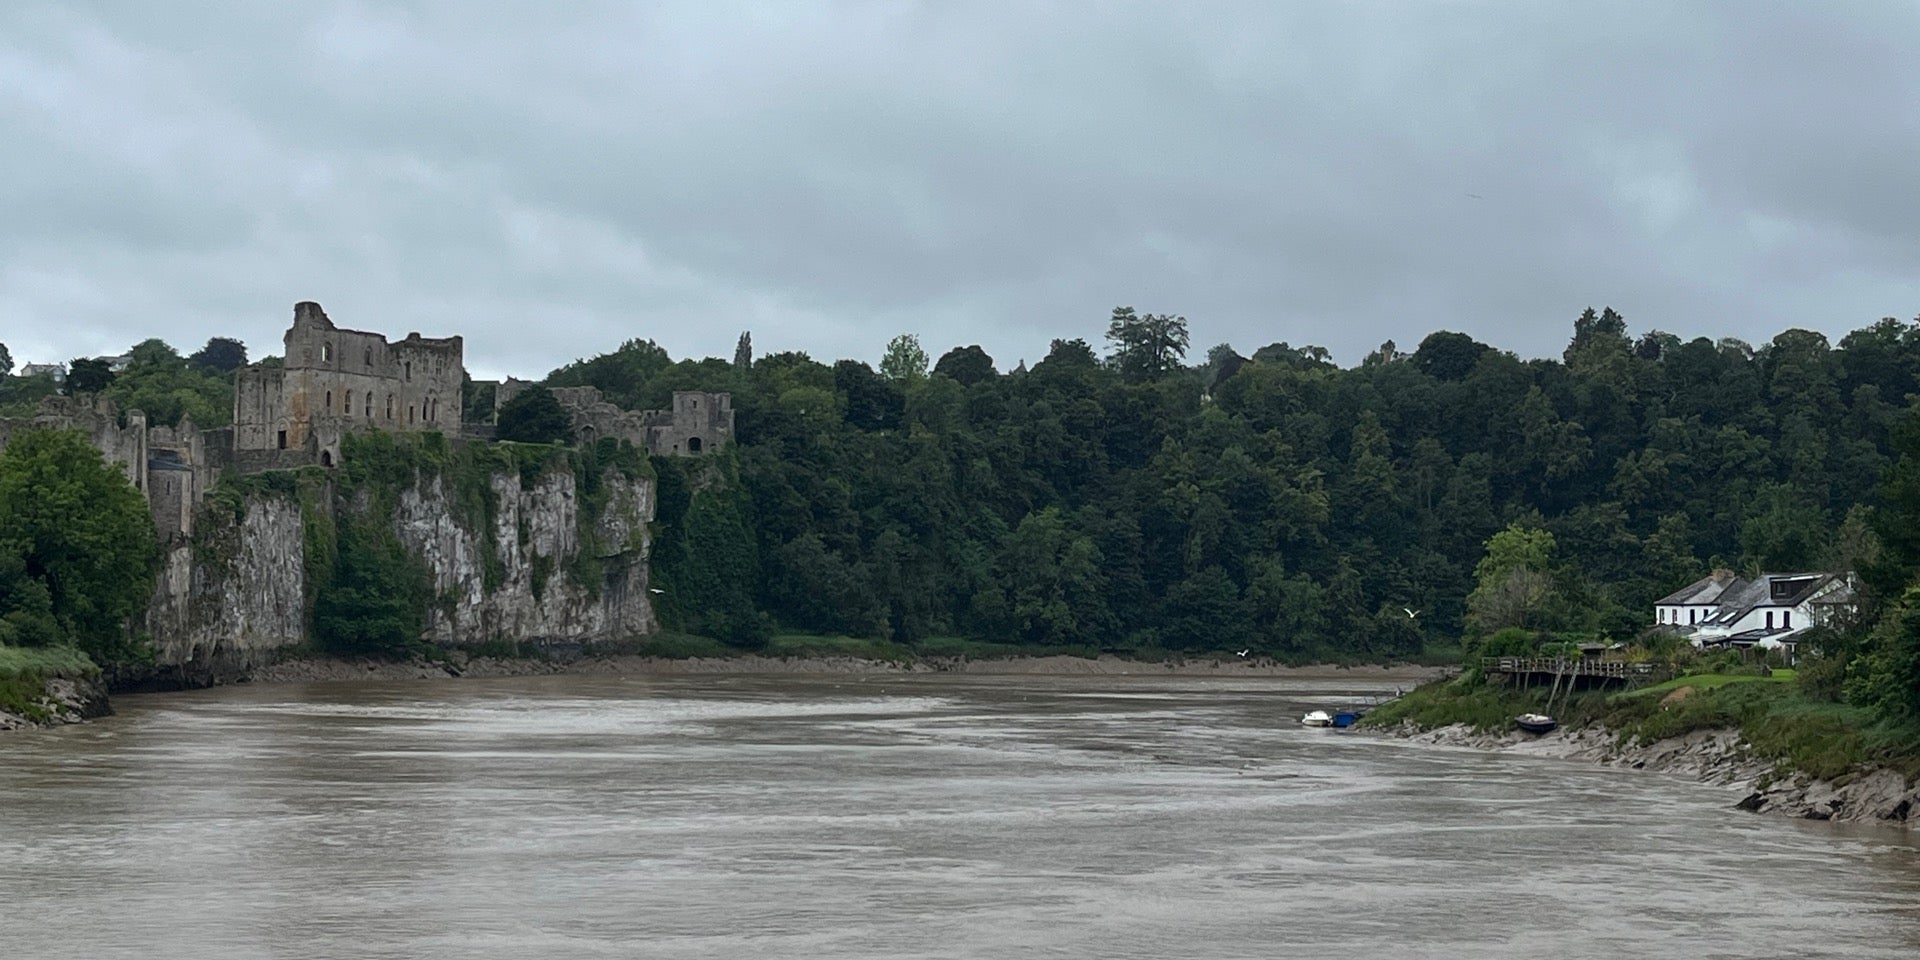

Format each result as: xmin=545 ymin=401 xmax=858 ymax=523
xmin=1480 ymin=657 xmax=1673 ymax=684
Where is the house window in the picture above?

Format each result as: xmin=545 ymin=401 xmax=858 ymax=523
xmin=1783 ymin=612 xmax=1791 ymax=629
xmin=1689 ymin=609 xmax=1697 ymax=624
xmin=1766 ymin=611 xmax=1775 ymax=629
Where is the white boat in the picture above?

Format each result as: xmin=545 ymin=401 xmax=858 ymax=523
xmin=1300 ymin=710 xmax=1334 ymax=728
xmin=1515 ymin=713 xmax=1557 ymax=734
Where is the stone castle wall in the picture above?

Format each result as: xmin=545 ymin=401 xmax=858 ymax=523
xmin=494 ymin=380 xmax=734 ymax=456
xmin=235 ymin=301 xmax=463 ymax=466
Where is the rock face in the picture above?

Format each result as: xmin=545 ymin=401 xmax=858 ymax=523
xmin=141 ymin=462 xmax=655 ymax=684
xmin=144 ymin=495 xmax=309 ymax=684
xmin=0 ymin=677 xmax=112 ymax=731
xmin=394 ymin=471 xmax=656 ymax=646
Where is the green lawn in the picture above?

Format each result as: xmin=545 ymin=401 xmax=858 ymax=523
xmin=0 ymin=644 xmax=98 ymax=680
xmin=1614 ymin=670 xmax=1796 ymax=700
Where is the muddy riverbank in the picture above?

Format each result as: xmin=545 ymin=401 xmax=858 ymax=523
xmin=1387 ymin=721 xmax=1919 ymax=826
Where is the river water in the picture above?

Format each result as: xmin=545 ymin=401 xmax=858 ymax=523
xmin=2 ymin=673 xmax=1916 ymax=958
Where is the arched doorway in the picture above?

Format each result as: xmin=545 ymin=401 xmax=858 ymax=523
xmin=321 ymin=451 xmax=334 ymax=468
xmin=687 ymin=436 xmax=703 ymax=453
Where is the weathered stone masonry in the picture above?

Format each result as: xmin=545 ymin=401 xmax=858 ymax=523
xmin=234 ymin=301 xmax=464 ymax=468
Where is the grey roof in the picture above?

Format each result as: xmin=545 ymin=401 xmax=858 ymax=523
xmin=1656 ymin=574 xmax=1743 ymax=607
xmin=1699 ymin=573 xmax=1839 ymax=627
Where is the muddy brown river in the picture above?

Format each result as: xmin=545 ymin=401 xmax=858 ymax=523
xmin=2 ymin=673 xmax=1916 ymax=958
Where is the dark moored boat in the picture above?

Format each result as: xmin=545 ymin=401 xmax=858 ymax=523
xmin=1515 ymin=713 xmax=1557 ymax=734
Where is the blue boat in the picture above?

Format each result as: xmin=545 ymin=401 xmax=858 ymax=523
xmin=1330 ymin=709 xmax=1363 ymax=728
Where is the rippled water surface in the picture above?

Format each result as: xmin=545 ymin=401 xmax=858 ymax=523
xmin=3 ymin=673 xmax=1917 ymax=958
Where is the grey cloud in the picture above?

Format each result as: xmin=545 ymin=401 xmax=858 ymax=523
xmin=3 ymin=1 xmax=1918 ymax=381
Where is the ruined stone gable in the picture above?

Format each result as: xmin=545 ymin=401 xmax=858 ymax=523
xmin=234 ymin=301 xmax=464 ymax=468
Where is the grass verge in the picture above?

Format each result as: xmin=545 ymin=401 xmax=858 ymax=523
xmin=0 ymin=644 xmax=99 ymax=680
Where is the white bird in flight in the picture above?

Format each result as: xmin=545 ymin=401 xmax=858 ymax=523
xmin=648 ymin=587 xmax=665 ymax=594
xmin=1235 ymin=649 xmax=1250 ymax=657
xmin=1403 ymin=608 xmax=1419 ymax=619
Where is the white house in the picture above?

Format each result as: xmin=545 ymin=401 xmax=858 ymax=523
xmin=17 ymin=362 xmax=66 ymax=383
xmin=1653 ymin=570 xmax=1854 ymax=654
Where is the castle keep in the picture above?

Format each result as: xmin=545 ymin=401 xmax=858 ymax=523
xmin=234 ymin=301 xmax=464 ymax=470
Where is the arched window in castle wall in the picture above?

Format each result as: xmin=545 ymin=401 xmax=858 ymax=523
xmin=344 ymin=392 xmax=352 ymax=415
xmin=688 ymin=436 xmax=703 ymax=453
xmin=326 ymin=389 xmax=333 ymax=411
xmin=386 ymin=395 xmax=395 ymax=419
xmin=365 ymin=392 xmax=373 ymax=417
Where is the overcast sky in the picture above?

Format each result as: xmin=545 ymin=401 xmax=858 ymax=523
xmin=4 ymin=2 xmax=1918 ymax=380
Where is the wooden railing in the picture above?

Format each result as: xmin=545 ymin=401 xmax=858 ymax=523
xmin=1481 ymin=657 xmax=1671 ymax=680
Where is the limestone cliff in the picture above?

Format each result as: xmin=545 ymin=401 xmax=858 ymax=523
xmin=145 ymin=495 xmax=308 ymax=682
xmin=141 ymin=439 xmax=656 ymax=684
xmin=395 ymin=470 xmax=655 ymax=646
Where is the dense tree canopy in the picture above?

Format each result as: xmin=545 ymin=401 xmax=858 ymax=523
xmin=0 ymin=429 xmax=156 ymax=659
xmin=188 ymin=337 xmax=248 ymax=374
xmin=65 ymin=358 xmax=115 ymax=395
xmin=543 ymin=306 xmax=1920 ymax=676
xmin=496 ymin=385 xmax=573 ymax=445
xmin=102 ymin=339 xmax=236 ymax=427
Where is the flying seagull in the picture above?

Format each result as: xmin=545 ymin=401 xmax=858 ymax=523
xmin=1403 ymin=608 xmax=1419 ymax=619
xmin=648 ymin=587 xmax=665 ymax=594
xmin=1235 ymin=649 xmax=1250 ymax=657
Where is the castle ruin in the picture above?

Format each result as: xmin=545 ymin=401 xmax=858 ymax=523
xmin=493 ymin=381 xmax=734 ymax=456
xmin=233 ymin=301 xmax=464 ymax=470
xmin=0 ymin=299 xmax=730 ymax=543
